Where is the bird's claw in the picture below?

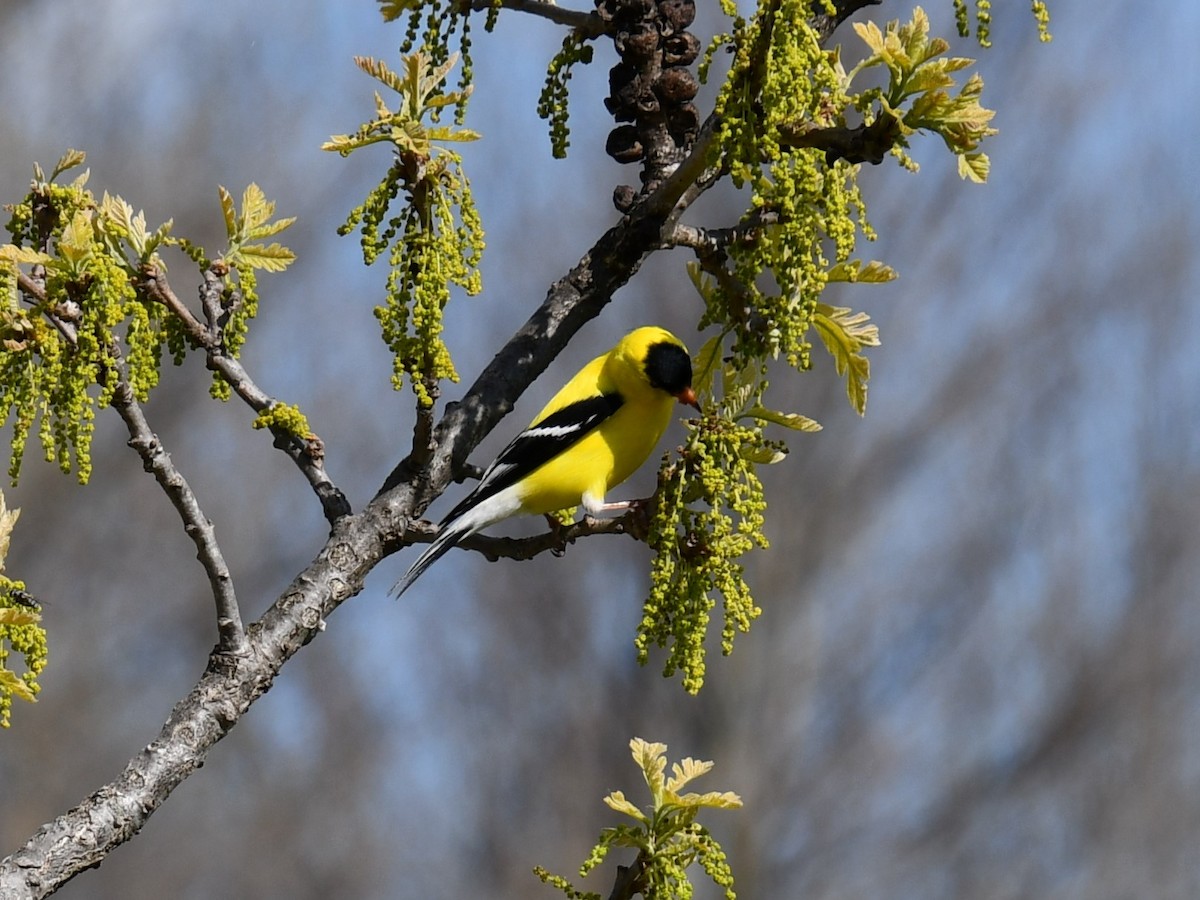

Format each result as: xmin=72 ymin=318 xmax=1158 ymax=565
xmin=544 ymin=513 xmax=570 ymax=556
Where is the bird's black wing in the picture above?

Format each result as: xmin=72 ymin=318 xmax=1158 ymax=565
xmin=441 ymin=392 xmax=624 ymax=524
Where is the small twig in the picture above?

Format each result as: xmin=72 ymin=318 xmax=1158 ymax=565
xmin=665 ymin=223 xmax=724 ymax=254
xmin=397 ymin=501 xmax=653 ymax=565
xmin=14 ymin=268 xmax=46 ymax=303
xmin=16 ymin=247 xmax=280 ymax=652
xmin=213 ymin=355 xmax=352 ymax=523
xmin=812 ymin=0 xmax=882 ymax=42
xmin=464 ymin=0 xmax=607 ymax=36
xmin=663 ymin=219 xmax=766 ymax=332
xmin=607 ymin=856 xmax=649 ymax=900
xmin=140 ymin=266 xmax=210 ymax=347
xmin=778 ymin=113 xmax=902 ymax=165
xmin=198 ymin=266 xmax=226 ymax=338
xmin=665 ymin=209 xmax=781 ymax=254
xmin=453 ymin=462 xmax=485 ymax=484
xmin=410 ymin=379 xmax=438 ymax=467
xmin=141 ymin=266 xmax=352 ymax=524
xmin=16 ymin=269 xmax=78 ymax=345
xmin=108 ymin=362 xmax=248 ymax=655
xmin=19 ymin=264 xmax=243 ymax=647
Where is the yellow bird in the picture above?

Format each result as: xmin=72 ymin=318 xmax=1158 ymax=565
xmin=391 ymin=326 xmax=700 ymax=596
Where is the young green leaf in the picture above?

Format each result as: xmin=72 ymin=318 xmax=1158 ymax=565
xmin=0 ymin=245 xmax=48 ymax=266
xmin=602 ymin=790 xmax=648 ymax=823
xmin=666 ymin=757 xmax=715 ymax=793
xmin=745 ymin=405 xmax=822 ymax=432
xmin=376 ymin=0 xmax=420 ymax=21
xmin=826 ymin=259 xmax=898 ymax=283
xmin=218 ymin=185 xmax=238 ymax=240
xmin=57 ymin=209 xmax=95 ymax=269
xmin=49 ymin=148 xmax=87 ymax=182
xmin=813 ymin=303 xmax=880 ymax=415
xmin=0 ymin=668 xmax=35 ymax=703
xmin=537 ymin=738 xmax=740 ymax=899
xmin=0 ymin=492 xmax=17 ymax=569
xmin=739 ymin=444 xmax=788 ymax=464
xmin=958 ymin=151 xmax=990 ymax=182
xmin=239 ymin=183 xmax=283 ymax=237
xmin=632 ymin=737 xmax=670 ymax=801
xmin=233 ymin=242 xmax=296 ymax=273
xmin=0 ymin=607 xmax=37 ymax=627
xmin=691 ymin=333 xmax=724 ymax=401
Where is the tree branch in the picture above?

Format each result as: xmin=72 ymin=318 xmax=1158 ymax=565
xmin=664 ymin=210 xmax=781 ymax=255
xmin=138 ymin=264 xmax=209 ymax=344
xmin=778 ymin=112 xmax=902 ymax=165
xmin=0 ymin=491 xmax=389 ymax=896
xmin=811 ymin=0 xmax=882 ymax=42
xmin=399 ymin=500 xmax=654 ymax=563
xmin=0 ymin=298 xmax=642 ymax=895
xmin=465 ymin=0 xmax=607 ymax=36
xmin=15 ymin=269 xmax=77 ymax=345
xmin=376 ymin=0 xmax=874 ymax=549
xmin=14 ymin=269 xmax=247 ymax=653
xmin=109 ymin=371 xmax=248 ymax=656
xmin=606 ymin=856 xmax=648 ymax=900
xmin=0 ymin=4 xmax=882 ymax=894
xmin=141 ymin=267 xmax=352 ymax=524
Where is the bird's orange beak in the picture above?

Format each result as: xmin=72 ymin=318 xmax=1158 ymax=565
xmin=676 ymin=386 xmax=701 ymax=411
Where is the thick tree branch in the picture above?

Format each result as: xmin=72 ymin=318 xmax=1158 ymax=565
xmin=0 ymin=500 xmax=387 ymax=897
xmin=0 ymin=479 xmax=646 ymax=896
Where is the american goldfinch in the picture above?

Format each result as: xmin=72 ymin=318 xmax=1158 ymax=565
xmin=391 ymin=326 xmax=700 ymax=597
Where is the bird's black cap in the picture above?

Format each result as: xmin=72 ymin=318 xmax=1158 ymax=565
xmin=644 ymin=341 xmax=700 ymax=409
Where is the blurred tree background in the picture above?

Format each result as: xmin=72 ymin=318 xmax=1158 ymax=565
xmin=1 ymin=1 xmax=1197 ymax=898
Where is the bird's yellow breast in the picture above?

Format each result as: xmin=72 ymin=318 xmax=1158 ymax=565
xmin=516 ymin=389 xmax=675 ymax=515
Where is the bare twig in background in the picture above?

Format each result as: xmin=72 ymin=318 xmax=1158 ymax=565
xmin=108 ymin=370 xmax=247 ymax=655
xmin=141 ymin=267 xmax=351 ymax=523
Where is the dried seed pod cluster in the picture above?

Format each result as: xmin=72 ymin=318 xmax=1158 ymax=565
xmin=596 ymin=0 xmax=701 ymax=209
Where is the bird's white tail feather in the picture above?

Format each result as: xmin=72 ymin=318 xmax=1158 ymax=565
xmin=389 ymin=488 xmax=523 ymax=598
xmin=389 ymin=520 xmax=471 ymax=598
